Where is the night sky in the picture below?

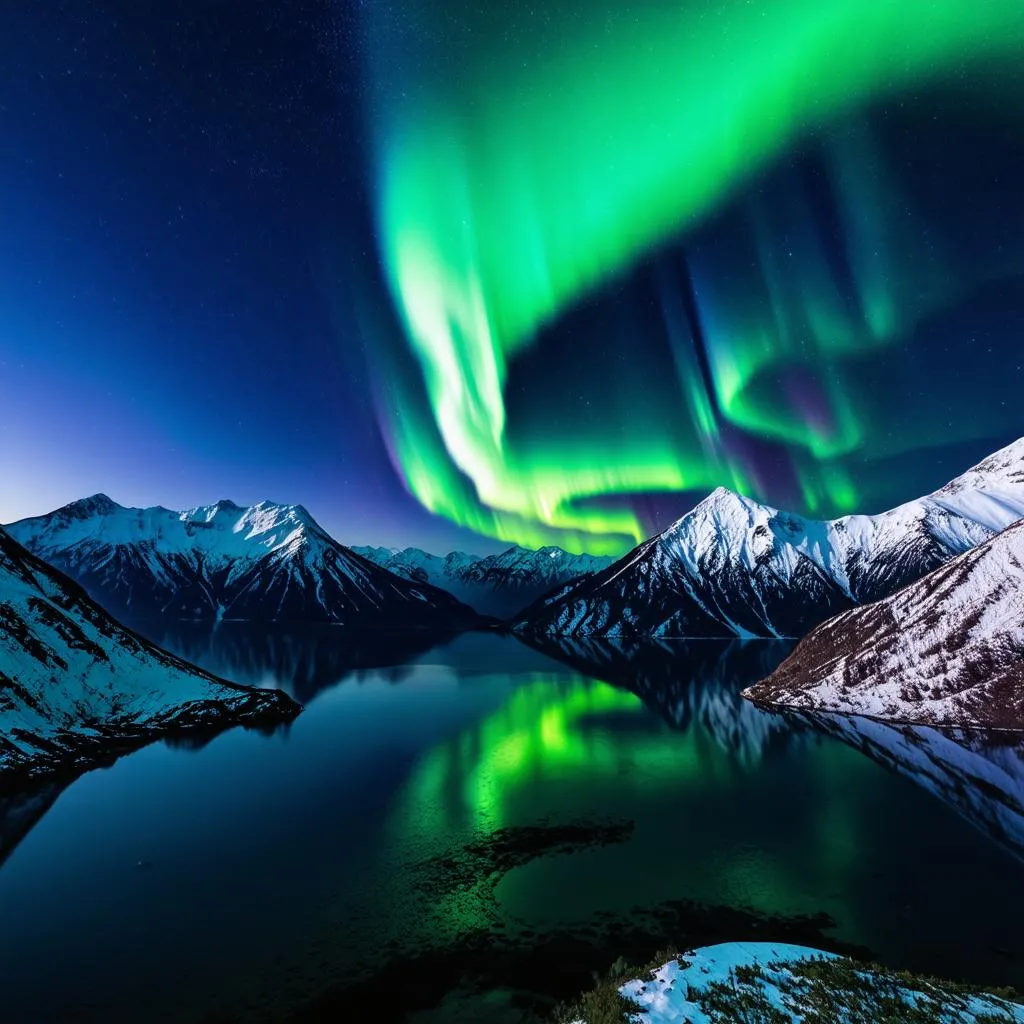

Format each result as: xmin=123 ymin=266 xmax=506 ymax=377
xmin=2 ymin=1 xmax=1023 ymax=555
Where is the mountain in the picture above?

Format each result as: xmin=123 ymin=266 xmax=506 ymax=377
xmin=0 ymin=526 xmax=299 ymax=782
xmin=353 ymin=543 xmax=614 ymax=617
xmin=7 ymin=496 xmax=481 ymax=628
xmin=743 ymin=519 xmax=1024 ymax=729
xmin=514 ymin=438 xmax=1024 ymax=639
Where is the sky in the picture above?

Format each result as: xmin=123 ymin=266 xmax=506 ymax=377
xmin=1 ymin=1 xmax=1023 ymax=555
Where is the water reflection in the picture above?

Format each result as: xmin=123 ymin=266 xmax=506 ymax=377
xmin=1 ymin=634 xmax=1024 ymax=1022
xmin=381 ymin=645 xmax=845 ymax=946
xmin=521 ymin=636 xmax=797 ymax=760
xmin=787 ymin=712 xmax=1024 ymax=863
xmin=148 ymin=622 xmax=460 ymax=702
xmin=0 ymin=782 xmax=64 ymax=868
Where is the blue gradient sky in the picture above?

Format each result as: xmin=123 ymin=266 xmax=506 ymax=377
xmin=0 ymin=1 xmax=503 ymax=552
xmin=1 ymin=1 xmax=1022 ymax=554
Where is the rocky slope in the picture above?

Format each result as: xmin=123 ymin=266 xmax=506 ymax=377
xmin=0 ymin=526 xmax=299 ymax=782
xmin=8 ymin=495 xmax=481 ymax=628
xmin=744 ymin=519 xmax=1024 ymax=728
xmin=354 ymin=543 xmax=613 ymax=617
xmin=516 ymin=438 xmax=1024 ymax=639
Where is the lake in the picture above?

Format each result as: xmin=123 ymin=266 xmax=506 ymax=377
xmin=2 ymin=630 xmax=1023 ymax=1023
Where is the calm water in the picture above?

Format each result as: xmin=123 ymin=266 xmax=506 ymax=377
xmin=2 ymin=630 xmax=1024 ymax=1023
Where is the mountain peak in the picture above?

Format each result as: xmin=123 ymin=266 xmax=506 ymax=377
xmin=745 ymin=518 xmax=1024 ymax=729
xmin=253 ymin=499 xmax=314 ymax=522
xmin=515 ymin=438 xmax=1024 ymax=641
xmin=698 ymin=486 xmax=764 ymax=512
xmin=660 ymin=486 xmax=767 ymax=542
xmin=64 ymin=493 xmax=122 ymax=518
xmin=180 ymin=499 xmax=315 ymax=533
xmin=7 ymin=495 xmax=480 ymax=627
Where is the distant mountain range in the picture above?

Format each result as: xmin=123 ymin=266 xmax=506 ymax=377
xmin=745 ymin=518 xmax=1024 ymax=729
xmin=353 ymin=544 xmax=614 ymax=617
xmin=7 ymin=496 xmax=481 ymax=629
xmin=514 ymin=438 xmax=1024 ymax=639
xmin=0 ymin=526 xmax=299 ymax=782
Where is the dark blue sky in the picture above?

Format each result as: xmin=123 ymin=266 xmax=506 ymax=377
xmin=0 ymin=0 xmax=498 ymax=551
xmin=1 ymin=2 xmax=1022 ymax=554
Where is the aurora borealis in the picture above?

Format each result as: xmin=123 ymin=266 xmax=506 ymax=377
xmin=2 ymin=1 xmax=1023 ymax=554
xmin=365 ymin=0 xmax=1024 ymax=552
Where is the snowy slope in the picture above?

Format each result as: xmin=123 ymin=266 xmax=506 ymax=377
xmin=8 ymin=496 xmax=481 ymax=628
xmin=568 ymin=942 xmax=1024 ymax=1024
xmin=354 ymin=543 xmax=613 ymax=617
xmin=0 ymin=526 xmax=299 ymax=781
xmin=744 ymin=520 xmax=1024 ymax=728
xmin=516 ymin=438 xmax=1024 ymax=639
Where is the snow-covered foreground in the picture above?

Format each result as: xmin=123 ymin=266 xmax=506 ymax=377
xmin=0 ymin=526 xmax=299 ymax=780
xmin=517 ymin=437 xmax=1024 ymax=639
xmin=567 ymin=942 xmax=1024 ymax=1023
xmin=745 ymin=520 xmax=1024 ymax=729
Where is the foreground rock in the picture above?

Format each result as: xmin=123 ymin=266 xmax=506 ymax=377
xmin=516 ymin=437 xmax=1024 ymax=639
xmin=0 ymin=527 xmax=299 ymax=783
xmin=561 ymin=942 xmax=1024 ymax=1023
xmin=744 ymin=520 xmax=1024 ymax=729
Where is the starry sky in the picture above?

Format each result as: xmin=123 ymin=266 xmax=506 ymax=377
xmin=2 ymin=1 xmax=1023 ymax=555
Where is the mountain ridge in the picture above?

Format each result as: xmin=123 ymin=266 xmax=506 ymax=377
xmin=514 ymin=437 xmax=1024 ymax=639
xmin=7 ymin=497 xmax=482 ymax=628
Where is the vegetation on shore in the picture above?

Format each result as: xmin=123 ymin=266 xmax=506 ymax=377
xmin=553 ymin=945 xmax=1023 ymax=1024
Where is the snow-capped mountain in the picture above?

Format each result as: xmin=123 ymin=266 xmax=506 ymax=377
xmin=7 ymin=495 xmax=482 ymax=628
xmin=515 ymin=438 xmax=1024 ymax=639
xmin=354 ymin=543 xmax=614 ymax=617
xmin=0 ymin=526 xmax=299 ymax=781
xmin=744 ymin=519 xmax=1024 ymax=728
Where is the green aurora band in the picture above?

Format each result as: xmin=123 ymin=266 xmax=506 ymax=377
xmin=366 ymin=0 xmax=1024 ymax=552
